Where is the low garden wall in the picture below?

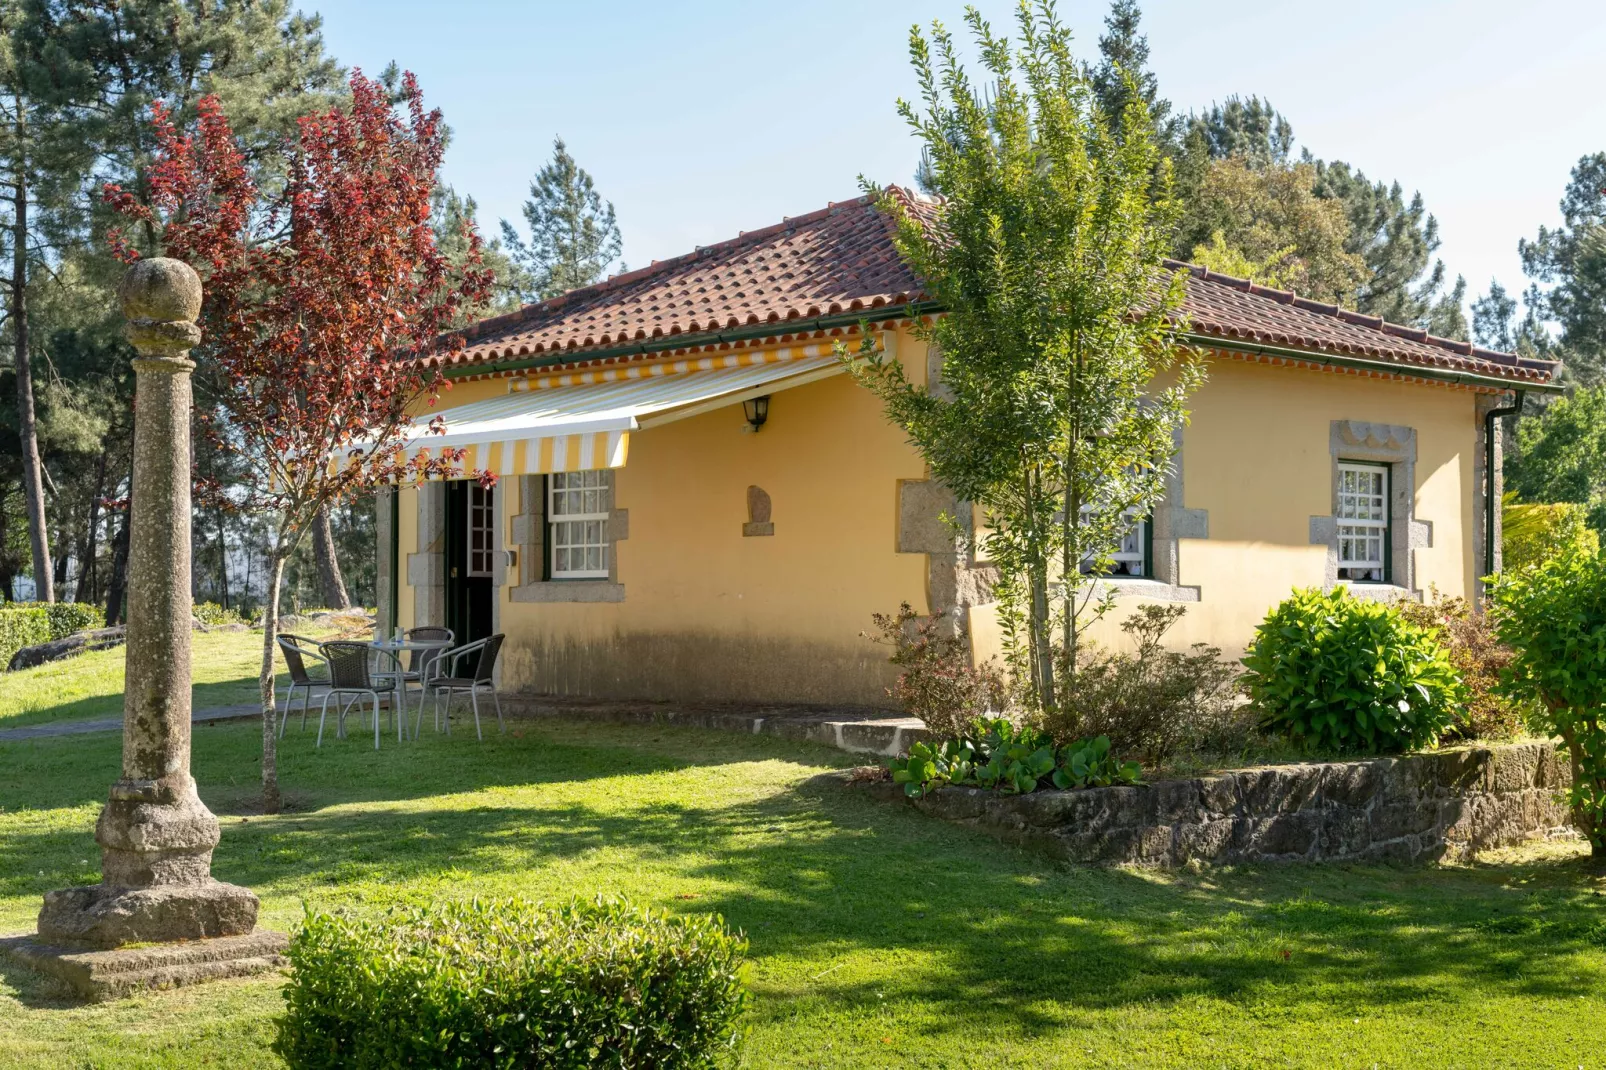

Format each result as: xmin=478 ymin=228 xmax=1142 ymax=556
xmin=862 ymin=742 xmax=1575 ymax=867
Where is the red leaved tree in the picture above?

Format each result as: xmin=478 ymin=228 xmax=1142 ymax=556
xmin=107 ymin=70 xmax=491 ymax=812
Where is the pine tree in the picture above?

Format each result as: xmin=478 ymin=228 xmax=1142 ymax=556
xmin=1519 ymin=153 xmax=1606 ymax=385
xmin=500 ymin=137 xmax=622 ymax=302
xmin=1090 ymin=0 xmax=1173 ymax=145
xmin=433 ymin=185 xmax=523 ymax=319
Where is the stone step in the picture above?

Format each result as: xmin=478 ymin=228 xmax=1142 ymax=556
xmin=2 ymin=930 xmax=288 ymax=1001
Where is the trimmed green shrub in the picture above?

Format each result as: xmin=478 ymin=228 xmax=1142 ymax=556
xmin=1241 ymin=587 xmax=1464 ymax=753
xmin=193 ymin=601 xmax=243 ymax=626
xmin=1490 ymin=546 xmax=1606 ymax=857
xmin=0 ymin=601 xmax=106 ymax=669
xmin=274 ymin=897 xmax=748 ymax=1070
xmin=1503 ymin=497 xmax=1599 ymax=574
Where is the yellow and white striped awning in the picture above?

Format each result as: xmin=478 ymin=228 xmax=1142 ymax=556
xmin=390 ymin=346 xmax=843 ymax=478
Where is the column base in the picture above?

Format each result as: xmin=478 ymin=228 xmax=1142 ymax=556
xmin=2 ymin=930 xmax=286 ymax=1001
xmin=37 ymin=879 xmax=260 ymax=950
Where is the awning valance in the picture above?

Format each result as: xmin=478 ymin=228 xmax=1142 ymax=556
xmin=387 ymin=347 xmax=843 ymax=478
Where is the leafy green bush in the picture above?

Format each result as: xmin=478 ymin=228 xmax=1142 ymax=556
xmin=889 ymin=718 xmax=1141 ymax=797
xmin=1490 ymin=546 xmax=1606 ymax=857
xmin=275 ymin=897 xmax=748 ymax=1070
xmin=1044 ymin=605 xmax=1244 ymax=767
xmin=1503 ymin=497 xmax=1599 ymax=574
xmin=1052 ymin=735 xmax=1143 ymax=789
xmin=1241 ymin=588 xmax=1464 ymax=753
xmin=194 ymin=601 xmax=244 ymax=626
xmin=0 ymin=601 xmax=106 ymax=669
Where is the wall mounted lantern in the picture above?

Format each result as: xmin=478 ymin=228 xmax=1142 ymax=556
xmin=742 ymin=394 xmax=770 ymax=432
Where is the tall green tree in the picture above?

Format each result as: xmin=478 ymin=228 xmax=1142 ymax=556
xmin=1506 ymin=386 xmax=1606 ymax=535
xmin=854 ymin=2 xmax=1199 ymax=717
xmin=433 ymin=184 xmax=522 ymax=319
xmin=1088 ymin=0 xmax=1173 ymax=146
xmin=1176 ymin=93 xmax=1465 ymax=335
xmin=1519 ymin=153 xmax=1606 ymax=385
xmin=500 ymin=137 xmax=622 ymax=302
xmin=15 ymin=0 xmax=342 ymax=609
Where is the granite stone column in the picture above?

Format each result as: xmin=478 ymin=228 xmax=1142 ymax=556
xmin=36 ymin=258 xmax=259 ymax=949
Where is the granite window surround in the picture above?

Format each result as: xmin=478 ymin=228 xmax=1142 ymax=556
xmin=1309 ymin=420 xmax=1429 ymax=603
xmin=1089 ymin=427 xmax=1208 ymax=603
xmin=509 ymin=473 xmax=628 ymax=603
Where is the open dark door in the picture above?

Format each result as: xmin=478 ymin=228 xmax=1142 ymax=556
xmin=444 ymin=480 xmax=494 ymax=673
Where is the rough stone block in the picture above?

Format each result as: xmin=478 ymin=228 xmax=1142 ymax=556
xmin=1247 ymin=813 xmax=1320 ymax=858
xmin=3 ymin=930 xmax=286 ymax=1001
xmin=1314 ymin=810 xmax=1368 ymax=857
xmin=917 ymin=787 xmax=988 ymax=823
xmin=1173 ymin=818 xmax=1238 ymax=863
xmin=37 ymin=880 xmax=260 ymax=950
xmin=1369 ymin=802 xmax=1439 ymax=843
xmin=1320 ymin=761 xmax=1382 ymax=809
xmin=1152 ymin=779 xmax=1204 ymax=826
xmin=1237 ymin=767 xmax=1321 ymax=814
xmin=1197 ymin=775 xmax=1239 ymax=817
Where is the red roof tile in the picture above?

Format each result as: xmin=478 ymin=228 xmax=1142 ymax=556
xmin=443 ymin=189 xmax=1556 ymax=388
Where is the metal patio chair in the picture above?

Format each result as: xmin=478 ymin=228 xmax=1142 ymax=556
xmin=316 ymin=640 xmax=396 ymax=749
xmin=419 ymin=633 xmax=505 ymax=741
xmin=276 ymin=634 xmax=329 ymax=738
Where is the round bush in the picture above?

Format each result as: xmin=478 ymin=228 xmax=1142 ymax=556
xmin=1241 ymin=587 xmax=1465 ymax=753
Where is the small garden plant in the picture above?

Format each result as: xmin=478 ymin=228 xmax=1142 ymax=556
xmin=1490 ymin=545 xmax=1606 ymax=858
xmin=275 ymin=896 xmax=748 ymax=1069
xmin=1241 ymin=587 xmax=1465 ymax=753
xmin=890 ymin=718 xmax=1140 ymax=798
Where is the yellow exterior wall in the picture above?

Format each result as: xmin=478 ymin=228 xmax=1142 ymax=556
xmin=971 ymin=357 xmax=1481 ymax=663
xmin=396 ymin=327 xmax=935 ymax=706
xmin=394 ymin=333 xmax=1486 ymax=703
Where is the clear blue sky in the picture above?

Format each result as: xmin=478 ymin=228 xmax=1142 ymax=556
xmin=312 ymin=0 xmax=1606 ymax=322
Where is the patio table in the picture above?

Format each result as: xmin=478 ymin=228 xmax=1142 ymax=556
xmin=366 ymin=637 xmax=452 ymax=740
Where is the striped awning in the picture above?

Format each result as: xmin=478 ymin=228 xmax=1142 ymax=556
xmin=390 ymin=345 xmax=843 ymax=478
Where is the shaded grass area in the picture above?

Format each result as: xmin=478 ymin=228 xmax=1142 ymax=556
xmin=0 ymin=628 xmax=332 ymax=731
xmin=2 ymin=718 xmax=1606 ymax=1068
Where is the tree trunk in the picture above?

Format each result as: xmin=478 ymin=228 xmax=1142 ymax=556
xmin=12 ymin=104 xmax=52 ymax=603
xmin=105 ymin=510 xmax=131 ymax=625
xmin=311 ymin=504 xmax=351 ymax=609
xmin=259 ymin=551 xmax=286 ymax=814
xmin=216 ymin=503 xmax=230 ymax=610
xmin=78 ymin=447 xmax=107 ymax=604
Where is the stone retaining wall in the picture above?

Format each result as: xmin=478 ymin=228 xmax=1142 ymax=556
xmin=866 ymin=742 xmax=1575 ymax=867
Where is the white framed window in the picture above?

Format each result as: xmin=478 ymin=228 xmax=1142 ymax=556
xmin=548 ymin=470 xmax=611 ymax=579
xmin=466 ymin=483 xmax=495 ymax=578
xmin=1078 ymin=506 xmax=1148 ymax=578
xmin=1337 ymin=462 xmax=1389 ymax=582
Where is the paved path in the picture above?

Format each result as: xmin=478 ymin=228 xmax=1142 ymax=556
xmin=0 ymin=696 xmax=332 ymax=743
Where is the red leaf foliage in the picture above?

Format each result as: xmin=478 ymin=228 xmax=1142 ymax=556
xmin=105 ymin=69 xmax=495 ymax=541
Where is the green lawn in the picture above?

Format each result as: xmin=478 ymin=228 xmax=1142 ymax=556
xmin=0 ymin=628 xmax=334 ymax=731
xmin=3 ymin=716 xmax=1606 ymax=1068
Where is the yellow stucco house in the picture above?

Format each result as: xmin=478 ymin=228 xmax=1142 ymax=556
xmin=377 ymin=191 xmax=1558 ymax=708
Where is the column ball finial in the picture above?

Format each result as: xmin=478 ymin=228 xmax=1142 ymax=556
xmin=119 ymin=257 xmax=202 ymax=325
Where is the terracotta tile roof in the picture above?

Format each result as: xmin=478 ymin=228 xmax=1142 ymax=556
xmin=1168 ymin=261 xmax=1556 ymax=385
xmin=442 ymin=189 xmax=1556 ymax=388
xmin=445 ymin=195 xmax=921 ymax=369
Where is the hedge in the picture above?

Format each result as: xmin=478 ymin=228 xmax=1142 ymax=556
xmin=275 ymin=897 xmax=748 ymax=1070
xmin=0 ymin=602 xmax=105 ymax=671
